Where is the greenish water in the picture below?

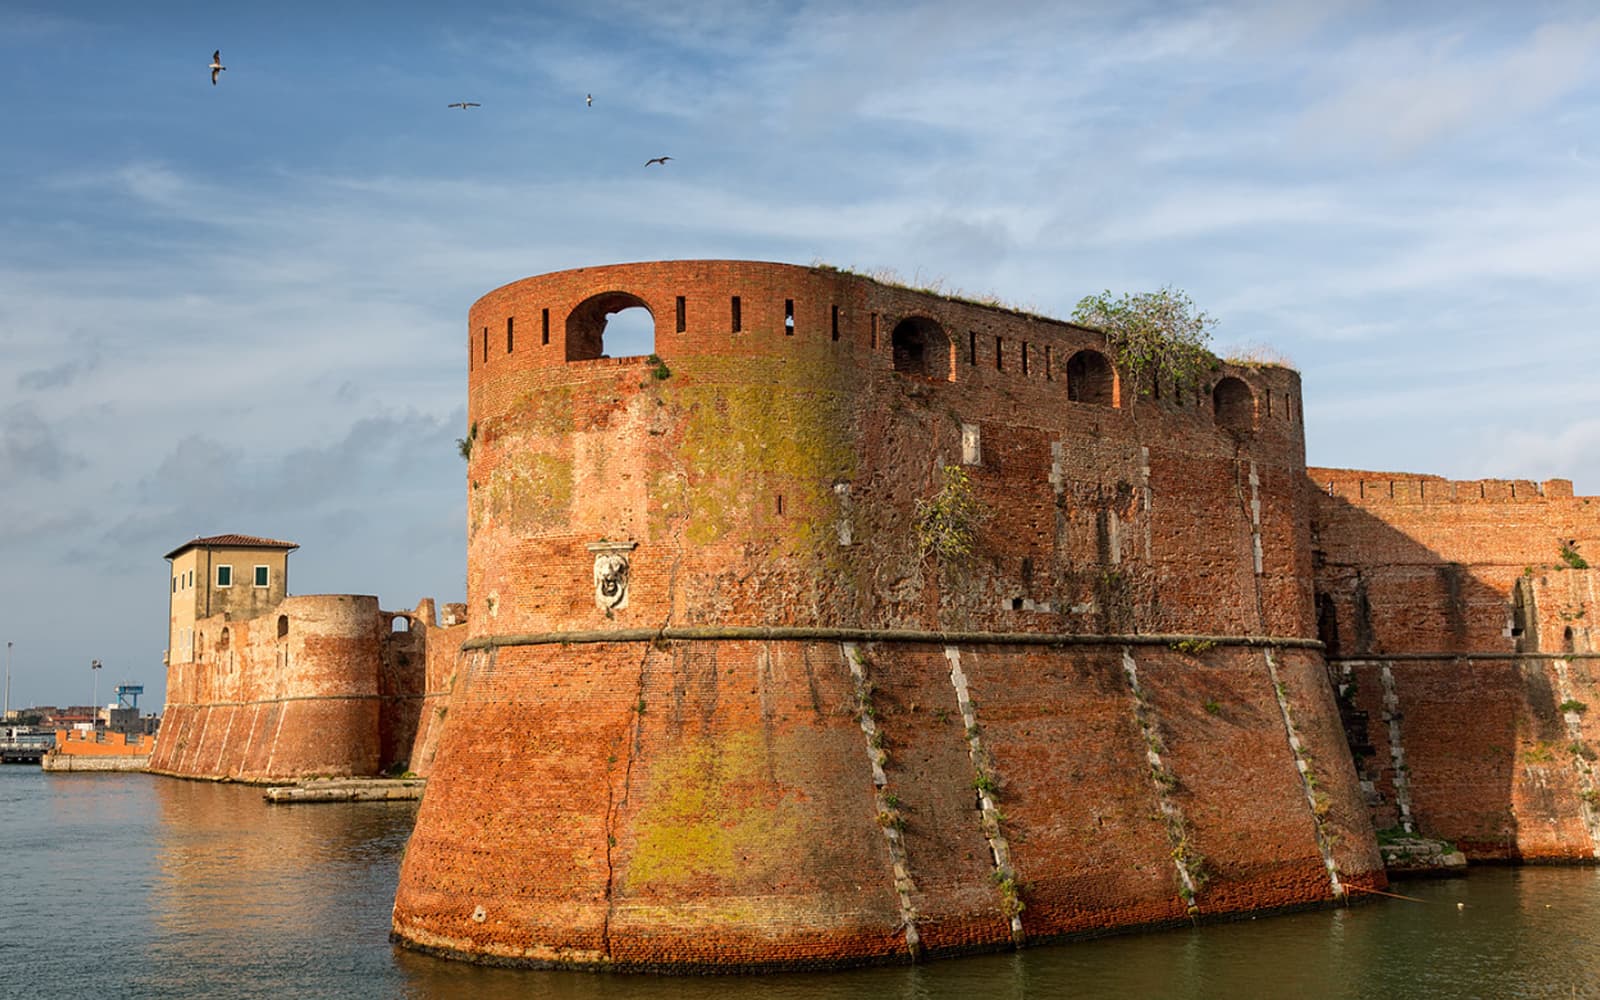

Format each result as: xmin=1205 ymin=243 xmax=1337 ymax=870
xmin=2 ymin=765 xmax=1598 ymax=998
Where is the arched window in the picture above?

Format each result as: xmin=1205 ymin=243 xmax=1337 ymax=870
xmin=890 ymin=316 xmax=952 ymax=380
xmin=1066 ymin=349 xmax=1116 ymax=406
xmin=1212 ymin=377 xmax=1255 ymax=432
xmin=391 ymin=616 xmax=411 ymax=633
xmin=277 ymin=615 xmax=289 ymax=639
xmin=565 ymin=292 xmax=655 ymax=361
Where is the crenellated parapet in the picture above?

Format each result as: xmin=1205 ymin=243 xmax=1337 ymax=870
xmin=463 ymin=261 xmax=1314 ymax=642
xmin=1309 ymin=465 xmax=1600 ymax=862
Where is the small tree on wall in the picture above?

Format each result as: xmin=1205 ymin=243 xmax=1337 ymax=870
xmin=1070 ymin=287 xmax=1217 ymax=397
xmin=917 ymin=465 xmax=985 ymax=561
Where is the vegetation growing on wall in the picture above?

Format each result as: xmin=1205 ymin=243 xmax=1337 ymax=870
xmin=1071 ymin=287 xmax=1217 ymax=397
xmin=810 ymin=260 xmax=1038 ymax=314
xmin=456 ymin=421 xmax=478 ymax=460
xmin=916 ymin=465 xmax=984 ymax=561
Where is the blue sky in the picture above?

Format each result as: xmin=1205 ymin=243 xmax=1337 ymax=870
xmin=3 ymin=1 xmax=1599 ymax=708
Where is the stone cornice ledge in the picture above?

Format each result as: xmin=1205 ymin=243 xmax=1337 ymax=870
xmin=462 ymin=627 xmax=1324 ymax=651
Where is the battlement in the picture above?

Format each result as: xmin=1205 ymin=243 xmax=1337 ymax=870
xmin=1311 ymin=467 xmax=1576 ymax=504
xmin=459 ymin=260 xmax=1318 ymax=646
xmin=466 ymin=260 xmax=1303 ymax=439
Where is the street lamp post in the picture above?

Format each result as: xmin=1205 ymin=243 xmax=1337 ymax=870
xmin=90 ymin=659 xmax=101 ymax=729
xmin=4 ymin=641 xmax=11 ymax=721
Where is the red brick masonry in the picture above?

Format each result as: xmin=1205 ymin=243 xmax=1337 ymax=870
xmin=1310 ymin=469 xmax=1600 ymax=861
xmin=150 ymin=596 xmax=464 ymax=782
xmin=391 ymin=261 xmax=1389 ymax=971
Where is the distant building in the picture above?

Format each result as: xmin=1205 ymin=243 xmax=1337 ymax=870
xmin=149 ymin=534 xmax=462 ymax=782
xmin=164 ymin=534 xmax=298 ymax=666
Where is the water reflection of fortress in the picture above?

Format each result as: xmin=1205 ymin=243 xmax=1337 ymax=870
xmin=152 ymin=261 xmax=1600 ymax=972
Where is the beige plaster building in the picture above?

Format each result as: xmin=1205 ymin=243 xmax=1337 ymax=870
xmin=164 ymin=534 xmax=297 ymax=665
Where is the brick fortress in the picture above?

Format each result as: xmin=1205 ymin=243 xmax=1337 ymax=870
xmin=147 ymin=534 xmax=463 ymax=781
xmin=395 ymin=259 xmax=1392 ymax=972
xmin=149 ymin=260 xmax=1600 ymax=971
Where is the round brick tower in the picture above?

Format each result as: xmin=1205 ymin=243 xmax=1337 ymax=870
xmin=391 ymin=261 xmax=1383 ymax=971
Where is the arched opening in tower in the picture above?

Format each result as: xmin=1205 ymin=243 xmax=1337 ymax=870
xmin=566 ymin=292 xmax=656 ymax=361
xmin=1212 ymin=376 xmax=1255 ymax=433
xmin=891 ymin=316 xmax=951 ymax=380
xmin=1066 ymin=349 xmax=1116 ymax=405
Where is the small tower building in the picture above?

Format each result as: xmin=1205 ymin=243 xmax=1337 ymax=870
xmin=164 ymin=534 xmax=297 ymax=666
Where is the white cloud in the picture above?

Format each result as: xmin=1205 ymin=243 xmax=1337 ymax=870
xmin=1298 ymin=17 xmax=1600 ymax=155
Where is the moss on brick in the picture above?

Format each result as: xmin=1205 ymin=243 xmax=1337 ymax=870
xmin=624 ymin=731 xmax=803 ymax=889
xmin=670 ymin=368 xmax=856 ymax=551
xmin=487 ymin=453 xmax=574 ymax=531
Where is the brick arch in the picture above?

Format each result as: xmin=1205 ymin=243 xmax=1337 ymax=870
xmin=566 ymin=291 xmax=655 ymax=362
xmin=1066 ymin=349 xmax=1117 ymax=406
xmin=891 ymin=315 xmax=951 ymax=380
xmin=1213 ymin=376 xmax=1255 ymax=432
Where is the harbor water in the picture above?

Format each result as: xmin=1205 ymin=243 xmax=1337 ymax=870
xmin=2 ymin=765 xmax=1599 ymax=999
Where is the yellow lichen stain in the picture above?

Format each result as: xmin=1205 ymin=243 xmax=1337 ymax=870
xmin=612 ymin=897 xmax=774 ymax=929
xmin=501 ymin=385 xmax=576 ymax=437
xmin=486 ymin=453 xmax=574 ymax=531
xmin=625 ymin=731 xmax=804 ymax=890
xmin=669 ymin=370 xmax=857 ymax=550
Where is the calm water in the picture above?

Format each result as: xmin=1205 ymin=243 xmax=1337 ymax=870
xmin=3 ymin=766 xmax=1600 ymax=999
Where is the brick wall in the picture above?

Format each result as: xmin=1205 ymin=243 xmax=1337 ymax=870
xmin=391 ymin=261 xmax=1378 ymax=971
xmin=1310 ymin=467 xmax=1600 ymax=860
xmin=150 ymin=594 xmax=433 ymax=782
xmin=404 ymin=601 xmax=469 ymax=779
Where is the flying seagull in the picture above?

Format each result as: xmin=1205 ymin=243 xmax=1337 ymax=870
xmin=209 ymin=50 xmax=225 ymax=85
xmin=645 ymin=156 xmax=672 ymax=167
xmin=586 ymin=93 xmax=592 ymax=107
xmin=447 ymin=102 xmax=481 ymax=110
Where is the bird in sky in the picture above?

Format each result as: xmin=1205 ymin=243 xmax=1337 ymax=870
xmin=586 ymin=93 xmax=592 ymax=107
xmin=447 ymin=102 xmax=481 ymax=111
xmin=209 ymin=50 xmax=225 ymax=85
xmin=645 ymin=156 xmax=672 ymax=167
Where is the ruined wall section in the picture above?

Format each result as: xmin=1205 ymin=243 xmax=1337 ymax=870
xmin=1310 ymin=467 xmax=1600 ymax=860
xmin=394 ymin=261 xmax=1377 ymax=971
xmin=151 ymin=594 xmax=432 ymax=782
xmin=405 ymin=601 xmax=469 ymax=779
